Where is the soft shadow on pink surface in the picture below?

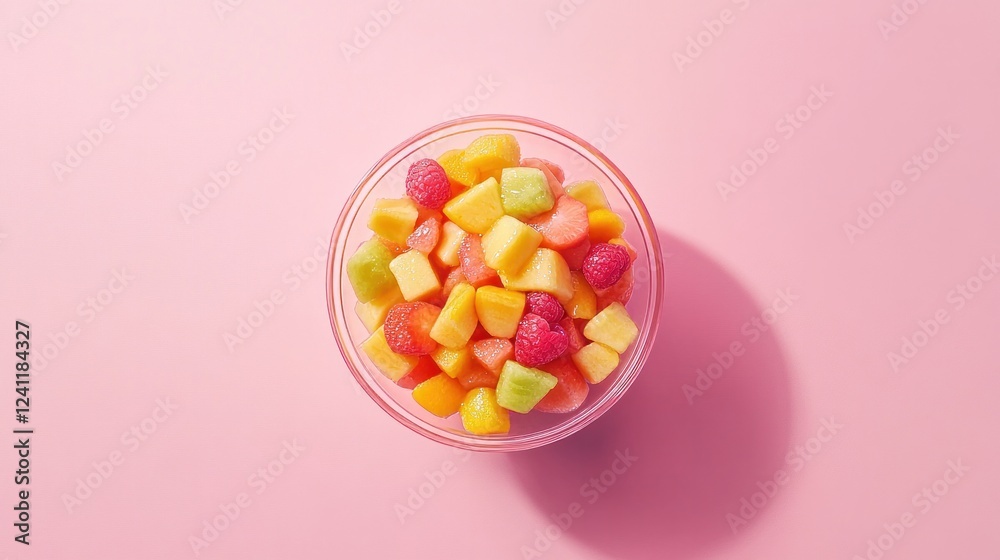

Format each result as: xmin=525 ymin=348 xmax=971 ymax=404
xmin=509 ymin=231 xmax=794 ymax=558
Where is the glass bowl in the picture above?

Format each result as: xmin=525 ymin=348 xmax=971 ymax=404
xmin=326 ymin=115 xmax=663 ymax=451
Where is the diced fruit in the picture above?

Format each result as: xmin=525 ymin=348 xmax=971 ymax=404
xmin=536 ymin=357 xmax=590 ymax=413
xmin=472 ymin=338 xmax=514 ymax=374
xmin=540 ymin=159 xmax=565 ymax=183
xmin=596 ymin=268 xmax=635 ymax=309
xmin=378 ymin=236 xmax=407 ymax=256
xmin=355 ymin=283 xmax=404 ymax=333
xmin=360 ymin=327 xmax=418 ymax=382
xmin=460 ymin=387 xmax=510 ymax=435
xmin=474 ymin=286 xmax=526 ymax=338
xmin=457 ymin=367 xmax=499 ymax=391
xmin=396 ymin=356 xmax=440 ymax=389
xmin=443 ymin=177 xmax=505 ymax=234
xmin=412 ymin=374 xmax=467 ymax=417
xmin=437 ymin=149 xmax=479 ymax=188
xmin=515 ymin=313 xmax=569 ymax=367
xmin=588 ymin=208 xmax=626 ymax=243
xmin=571 ymin=342 xmax=620 ymax=384
xmin=405 ymin=159 xmax=451 ymax=209
xmin=389 ymin=250 xmax=441 ymax=301
xmin=562 ymin=239 xmax=591 ymax=271
xmin=500 ymin=167 xmax=555 ymax=220
xmin=481 ymin=215 xmax=543 ymax=274
xmin=430 ymin=346 xmax=476 ymax=378
xmin=583 ymin=302 xmax=639 ymax=353
xmin=347 ymin=238 xmax=398 ymax=303
xmin=498 ymin=248 xmax=574 ymax=302
xmin=563 ymin=272 xmax=597 ymax=319
xmin=496 ymin=361 xmax=558 ymax=414
xmin=434 ymin=221 xmax=466 ymax=267
xmin=566 ymin=180 xmax=610 ymax=211
xmin=429 ymin=283 xmax=478 ymax=348
xmin=526 ymin=292 xmax=564 ymax=324
xmin=560 ymin=316 xmax=586 ymax=353
xmin=407 ymin=217 xmax=441 ymax=254
xmin=383 ymin=302 xmax=441 ymax=355
xmin=368 ymin=198 xmax=419 ymax=245
xmin=458 ymin=234 xmax=500 ymax=287
xmin=520 ymin=157 xmax=564 ymax=197
xmin=471 ymin=324 xmax=492 ymax=341
xmin=462 ymin=134 xmax=521 ymax=173
xmin=527 ymin=195 xmax=589 ymax=250
xmin=609 ymin=237 xmax=638 ymax=261
xmin=442 ymin=267 xmax=468 ymax=299
xmin=582 ymin=243 xmax=631 ymax=290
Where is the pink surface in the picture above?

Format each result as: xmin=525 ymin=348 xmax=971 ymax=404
xmin=2 ymin=1 xmax=998 ymax=559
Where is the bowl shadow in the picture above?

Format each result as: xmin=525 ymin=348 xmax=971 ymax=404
xmin=507 ymin=230 xmax=795 ymax=559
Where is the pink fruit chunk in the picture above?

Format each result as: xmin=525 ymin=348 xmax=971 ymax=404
xmin=561 ymin=239 xmax=591 ymax=271
xmin=407 ymin=217 xmax=442 ymax=254
xmin=383 ymin=302 xmax=441 ymax=355
xmin=396 ymin=356 xmax=440 ymax=389
xmin=515 ymin=313 xmax=569 ymax=367
xmin=528 ymin=196 xmax=589 ymax=251
xmin=536 ymin=357 xmax=589 ymax=413
xmin=520 ymin=157 xmax=565 ymax=197
xmin=405 ymin=159 xmax=451 ymax=209
xmin=442 ymin=268 xmax=468 ymax=299
xmin=526 ymin=291 xmax=564 ymax=324
xmin=596 ymin=267 xmax=635 ymax=309
xmin=458 ymin=234 xmax=500 ymax=287
xmin=559 ymin=316 xmax=585 ymax=354
xmin=472 ymin=338 xmax=514 ymax=374
xmin=582 ymin=243 xmax=631 ymax=290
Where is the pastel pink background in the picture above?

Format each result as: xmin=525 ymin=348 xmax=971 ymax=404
xmin=2 ymin=1 xmax=998 ymax=559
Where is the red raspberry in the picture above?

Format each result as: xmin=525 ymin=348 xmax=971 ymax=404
xmin=526 ymin=292 xmax=564 ymax=324
xmin=405 ymin=159 xmax=451 ymax=209
xmin=515 ymin=313 xmax=569 ymax=367
xmin=582 ymin=243 xmax=631 ymax=290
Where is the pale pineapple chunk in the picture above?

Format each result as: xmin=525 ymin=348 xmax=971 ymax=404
xmin=443 ymin=177 xmax=505 ymax=234
xmin=583 ymin=302 xmax=638 ymax=353
xmin=430 ymin=283 xmax=478 ymax=348
xmin=498 ymin=248 xmax=573 ymax=302
xmin=571 ymin=342 xmax=619 ymax=384
xmin=368 ymin=198 xmax=418 ymax=245
xmin=389 ymin=250 xmax=441 ymax=302
xmin=481 ymin=215 xmax=543 ymax=274
xmin=360 ymin=327 xmax=418 ymax=382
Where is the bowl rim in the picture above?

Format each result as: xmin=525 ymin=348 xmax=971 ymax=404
xmin=327 ymin=114 xmax=663 ymax=451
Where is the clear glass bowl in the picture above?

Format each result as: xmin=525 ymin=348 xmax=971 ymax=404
xmin=326 ymin=115 xmax=663 ymax=451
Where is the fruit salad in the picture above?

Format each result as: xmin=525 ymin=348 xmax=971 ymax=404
xmin=348 ymin=134 xmax=639 ymax=436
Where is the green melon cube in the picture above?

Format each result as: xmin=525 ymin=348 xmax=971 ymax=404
xmin=496 ymin=361 xmax=558 ymax=413
xmin=500 ymin=167 xmax=555 ymax=220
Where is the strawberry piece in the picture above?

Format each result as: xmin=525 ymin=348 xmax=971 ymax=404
xmin=520 ymin=157 xmax=565 ymax=197
xmin=515 ymin=313 xmax=569 ymax=367
xmin=442 ymin=268 xmax=468 ymax=300
xmin=582 ymin=243 xmax=631 ymax=290
xmin=396 ymin=356 xmax=440 ymax=389
xmin=472 ymin=338 xmax=514 ymax=374
xmin=458 ymin=234 xmax=500 ymax=287
xmin=561 ymin=239 xmax=591 ymax=271
xmin=526 ymin=292 xmax=564 ymax=324
xmin=559 ymin=316 xmax=585 ymax=354
xmin=457 ymin=367 xmax=500 ymax=391
xmin=405 ymin=159 xmax=451 ymax=209
xmin=407 ymin=217 xmax=441 ymax=255
xmin=596 ymin=267 xmax=635 ymax=309
xmin=383 ymin=302 xmax=441 ymax=355
xmin=528 ymin=196 xmax=589 ymax=250
xmin=536 ymin=357 xmax=590 ymax=413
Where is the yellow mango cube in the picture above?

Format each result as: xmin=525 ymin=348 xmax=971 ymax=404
xmin=571 ymin=342 xmax=620 ymax=384
xmin=389 ymin=250 xmax=441 ymax=302
xmin=481 ymin=215 xmax=543 ymax=274
xmin=564 ymin=272 xmax=597 ymax=320
xmin=461 ymin=134 xmax=521 ymax=173
xmin=434 ymin=221 xmax=466 ymax=267
xmin=430 ymin=283 xmax=478 ymax=348
xmin=437 ymin=149 xmax=479 ymax=188
xmin=588 ymin=209 xmax=626 ymax=243
xmin=583 ymin=302 xmax=639 ymax=353
xmin=360 ymin=327 xmax=418 ymax=382
xmin=460 ymin=387 xmax=511 ymax=435
xmin=474 ymin=286 xmax=526 ymax=338
xmin=443 ymin=177 xmax=505 ymax=234
xmin=412 ymin=373 xmax=467 ymax=417
xmin=566 ymin=180 xmax=610 ymax=211
xmin=355 ymin=283 xmax=405 ymax=333
xmin=498 ymin=248 xmax=573 ymax=302
xmin=368 ymin=198 xmax=419 ymax=245
xmin=430 ymin=346 xmax=476 ymax=378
